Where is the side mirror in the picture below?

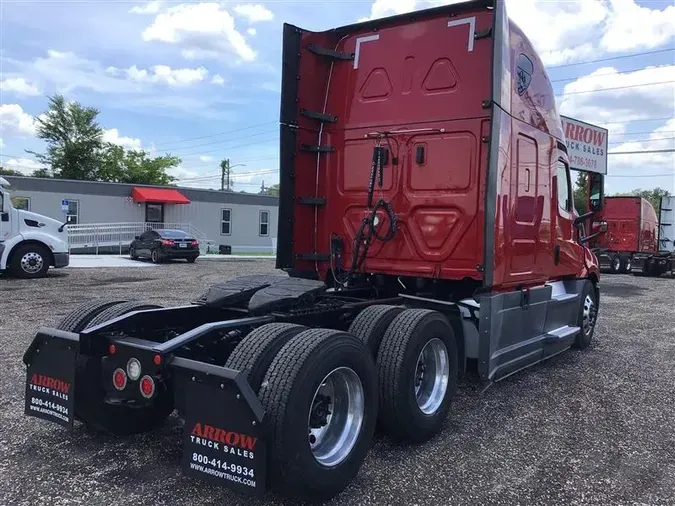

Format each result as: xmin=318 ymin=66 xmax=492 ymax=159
xmin=588 ymin=172 xmax=604 ymax=212
xmin=594 ymin=221 xmax=608 ymax=234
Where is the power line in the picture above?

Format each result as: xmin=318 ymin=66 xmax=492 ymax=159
xmin=610 ymin=130 xmax=675 ymax=137
xmin=608 ymin=136 xmax=675 ymax=145
xmin=556 ymin=80 xmax=675 ymax=98
xmin=608 ymin=149 xmax=675 ymax=155
xmin=149 ymin=121 xmax=276 ymax=148
xmin=173 ymin=137 xmax=279 ymax=158
xmin=551 ymin=66 xmax=669 ymax=84
xmin=155 ymin=129 xmax=278 ymax=154
xmin=547 ymin=48 xmax=675 ymax=70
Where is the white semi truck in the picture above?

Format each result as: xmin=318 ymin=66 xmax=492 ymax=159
xmin=0 ymin=176 xmax=69 ymax=278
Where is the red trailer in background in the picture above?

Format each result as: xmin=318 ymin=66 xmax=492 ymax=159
xmin=591 ymin=196 xmax=658 ymax=273
xmin=589 ymin=194 xmax=675 ymax=277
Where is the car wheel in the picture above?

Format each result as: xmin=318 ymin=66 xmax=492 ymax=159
xmin=151 ymin=249 xmax=162 ymax=264
xmin=622 ymin=255 xmax=632 ymax=274
xmin=186 ymin=257 xmax=196 ymax=263
xmin=10 ymin=243 xmax=51 ymax=279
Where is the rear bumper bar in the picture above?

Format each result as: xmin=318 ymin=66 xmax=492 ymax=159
xmin=23 ymin=327 xmax=268 ymax=495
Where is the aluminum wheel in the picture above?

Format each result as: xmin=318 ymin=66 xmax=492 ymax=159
xmin=582 ymin=294 xmax=597 ymax=336
xmin=625 ymin=258 xmax=632 ymax=272
xmin=20 ymin=251 xmax=44 ymax=274
xmin=308 ymin=367 xmax=364 ymax=468
xmin=612 ymin=256 xmax=620 ymax=271
xmin=414 ymin=338 xmax=449 ymax=415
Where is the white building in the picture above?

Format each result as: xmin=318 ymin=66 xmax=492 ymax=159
xmin=3 ymin=176 xmax=279 ymax=254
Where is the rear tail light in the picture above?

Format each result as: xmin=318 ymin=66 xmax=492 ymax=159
xmin=190 ymin=240 xmax=199 ymax=247
xmin=113 ymin=368 xmax=127 ymax=391
xmin=161 ymin=239 xmax=175 ymax=246
xmin=140 ymin=375 xmax=155 ymax=399
xmin=126 ymin=358 xmax=142 ymax=381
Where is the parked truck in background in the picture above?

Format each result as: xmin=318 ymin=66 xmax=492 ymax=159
xmin=22 ymin=1 xmax=604 ymax=501
xmin=591 ymin=195 xmax=675 ymax=276
xmin=0 ymin=176 xmax=69 ymax=278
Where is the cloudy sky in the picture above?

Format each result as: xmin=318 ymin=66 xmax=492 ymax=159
xmin=0 ymin=0 xmax=673 ymax=194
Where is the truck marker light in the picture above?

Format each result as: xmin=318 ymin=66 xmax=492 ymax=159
xmin=109 ymin=344 xmax=116 ymax=355
xmin=140 ymin=375 xmax=155 ymax=399
xmin=113 ymin=368 xmax=127 ymax=391
xmin=153 ymin=354 xmax=162 ymax=366
xmin=127 ymin=358 xmax=142 ymax=381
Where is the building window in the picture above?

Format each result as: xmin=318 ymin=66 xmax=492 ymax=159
xmin=259 ymin=210 xmax=269 ymax=237
xmin=221 ymin=208 xmax=232 ymax=235
xmin=556 ymin=160 xmax=571 ymax=213
xmin=11 ymin=196 xmax=30 ymax=211
xmin=66 ymin=200 xmax=79 ymax=224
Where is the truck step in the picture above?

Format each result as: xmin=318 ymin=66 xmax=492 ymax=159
xmin=550 ymin=293 xmax=577 ymax=302
xmin=543 ymin=325 xmax=580 ymax=343
xmin=300 ymin=109 xmax=337 ymax=123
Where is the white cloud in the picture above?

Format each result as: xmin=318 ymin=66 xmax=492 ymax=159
xmin=0 ymin=138 xmax=4 ymax=149
xmin=211 ymin=74 xmax=226 ymax=85
xmin=0 ymin=104 xmax=36 ymax=137
xmin=0 ymin=77 xmax=41 ymax=96
xmin=142 ymin=3 xmax=256 ymax=62
xmin=130 ymin=1 xmax=162 ymax=14
xmin=123 ymin=64 xmax=209 ymax=86
xmin=357 ymin=1 xmax=675 ymax=66
xmin=199 ymin=155 xmax=214 ymax=162
xmin=103 ymin=128 xmax=143 ymax=150
xmin=559 ymin=65 xmax=675 ymax=125
xmin=3 ymin=157 xmax=46 ymax=176
xmin=233 ymin=4 xmax=273 ymax=23
xmin=247 ymin=27 xmax=257 ymax=36
xmin=601 ymin=0 xmax=675 ymax=52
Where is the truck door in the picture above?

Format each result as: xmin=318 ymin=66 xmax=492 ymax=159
xmin=0 ymin=190 xmax=9 ymax=243
xmin=552 ymin=157 xmax=583 ymax=275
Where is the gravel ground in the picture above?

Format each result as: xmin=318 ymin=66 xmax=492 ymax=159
xmin=1 ymin=262 xmax=674 ymax=506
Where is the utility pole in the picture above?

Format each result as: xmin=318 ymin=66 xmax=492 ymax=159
xmin=260 ymin=180 xmax=266 ymax=194
xmin=220 ymin=158 xmax=230 ymax=191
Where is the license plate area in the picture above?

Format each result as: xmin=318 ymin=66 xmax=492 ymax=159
xmin=24 ymin=331 xmax=78 ymax=428
xmin=179 ymin=243 xmax=187 ymax=248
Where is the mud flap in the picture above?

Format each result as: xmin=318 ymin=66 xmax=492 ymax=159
xmin=172 ymin=357 xmax=267 ymax=495
xmin=23 ymin=329 xmax=79 ymax=428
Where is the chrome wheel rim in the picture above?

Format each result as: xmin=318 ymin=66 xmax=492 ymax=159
xmin=414 ymin=338 xmax=450 ymax=415
xmin=152 ymin=250 xmax=158 ymax=262
xmin=582 ymin=294 xmax=597 ymax=336
xmin=20 ymin=252 xmax=44 ymax=274
xmin=308 ymin=367 xmax=364 ymax=467
xmin=625 ymin=259 xmax=631 ymax=272
xmin=613 ymin=257 xmax=620 ymax=270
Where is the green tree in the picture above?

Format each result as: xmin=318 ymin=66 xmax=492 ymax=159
xmin=31 ymin=168 xmax=53 ymax=178
xmin=613 ymin=187 xmax=670 ymax=213
xmin=572 ymin=170 xmax=588 ymax=214
xmin=0 ymin=166 xmax=24 ymax=176
xmin=264 ymin=183 xmax=280 ymax=196
xmin=99 ymin=144 xmax=179 ymax=185
xmin=27 ymin=95 xmax=104 ymax=180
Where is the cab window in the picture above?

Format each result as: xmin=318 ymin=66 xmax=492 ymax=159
xmin=557 ymin=160 xmax=571 ymax=213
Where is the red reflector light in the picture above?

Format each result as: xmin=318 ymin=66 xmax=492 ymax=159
xmin=153 ymin=354 xmax=162 ymax=366
xmin=190 ymin=240 xmax=199 ymax=247
xmin=109 ymin=344 xmax=116 ymax=355
xmin=161 ymin=239 xmax=175 ymax=246
xmin=113 ymin=368 xmax=127 ymax=391
xmin=140 ymin=375 xmax=155 ymax=398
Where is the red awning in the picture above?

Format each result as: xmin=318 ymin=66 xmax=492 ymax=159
xmin=131 ymin=187 xmax=190 ymax=204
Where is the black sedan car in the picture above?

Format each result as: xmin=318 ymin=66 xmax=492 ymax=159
xmin=129 ymin=229 xmax=200 ymax=263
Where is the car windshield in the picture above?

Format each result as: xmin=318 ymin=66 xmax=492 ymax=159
xmin=157 ymin=230 xmax=189 ymax=239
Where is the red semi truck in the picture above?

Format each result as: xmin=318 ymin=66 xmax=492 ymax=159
xmin=591 ymin=195 xmax=675 ymax=276
xmin=23 ymin=1 xmax=603 ymax=501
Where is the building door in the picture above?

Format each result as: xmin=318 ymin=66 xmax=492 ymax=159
xmin=145 ymin=203 xmax=164 ymax=224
